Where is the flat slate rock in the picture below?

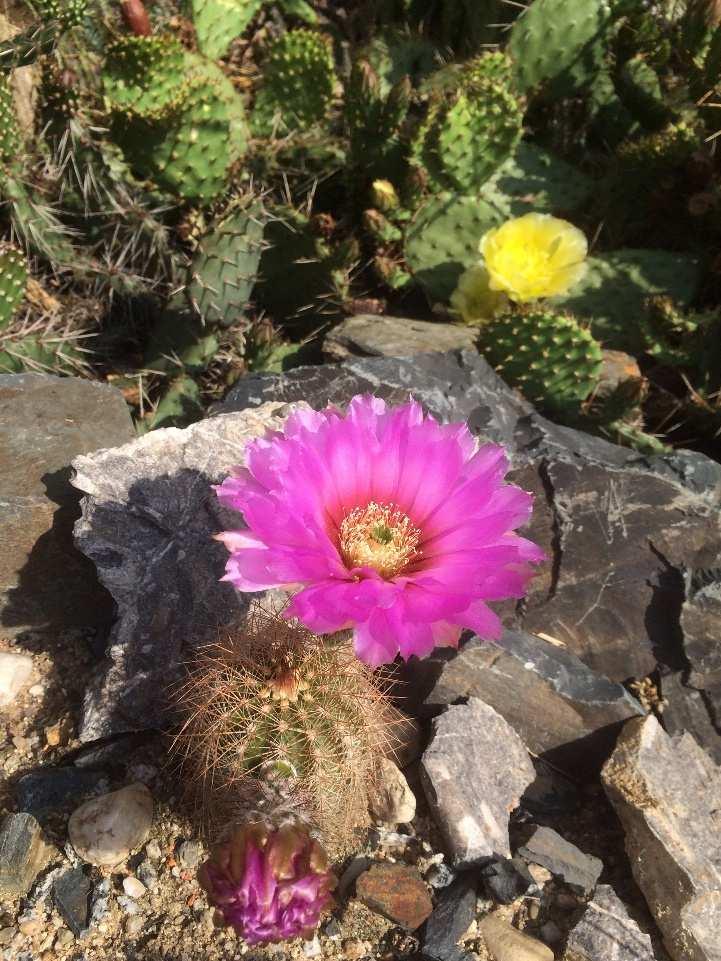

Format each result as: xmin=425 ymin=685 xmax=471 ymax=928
xmin=0 ymin=373 xmax=134 ymax=639
xmin=70 ymin=402 xmax=290 ymax=741
xmin=424 ymin=630 xmax=644 ymax=774
xmin=54 ymin=866 xmax=92 ymax=935
xmin=0 ymin=812 xmax=54 ymax=899
xmin=323 ymin=314 xmax=477 ymax=362
xmin=517 ymin=826 xmax=603 ymax=896
xmin=565 ymin=884 xmax=658 ymax=961
xmin=602 ymin=715 xmax=721 ymax=961
xmin=219 ymin=351 xmax=721 ymax=759
xmin=15 ymin=766 xmax=108 ymax=817
xmin=422 ymin=876 xmax=477 ymax=961
xmin=421 ymin=698 xmax=535 ymax=867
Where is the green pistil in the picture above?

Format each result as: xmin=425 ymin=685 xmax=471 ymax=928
xmin=371 ymin=523 xmax=394 ymax=545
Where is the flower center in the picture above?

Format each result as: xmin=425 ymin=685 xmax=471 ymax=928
xmin=339 ymin=502 xmax=421 ymax=578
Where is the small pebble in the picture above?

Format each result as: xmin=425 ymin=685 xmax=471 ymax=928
xmin=145 ymin=839 xmax=162 ymax=860
xmin=343 ymin=939 xmax=368 ymax=959
xmin=118 ymin=895 xmax=139 ymax=915
xmin=527 ymin=864 xmax=553 ymax=886
xmin=123 ymin=876 xmax=147 ymax=898
xmin=0 ymin=928 xmax=14 ymax=946
xmin=28 ymin=684 xmax=44 ymax=697
xmin=177 ymin=839 xmax=202 ymax=870
xmin=54 ymin=929 xmax=74 ymax=948
xmin=303 ymin=934 xmax=322 ymax=957
xmin=527 ymin=901 xmax=540 ymax=920
xmin=18 ymin=918 xmax=41 ymax=936
xmin=126 ymin=915 xmax=144 ymax=937
xmin=426 ymin=861 xmax=456 ymax=889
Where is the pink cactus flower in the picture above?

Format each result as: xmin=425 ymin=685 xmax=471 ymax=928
xmin=199 ymin=822 xmax=335 ymax=945
xmin=216 ymin=395 xmax=544 ymax=666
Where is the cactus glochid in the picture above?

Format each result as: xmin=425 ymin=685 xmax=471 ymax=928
xmin=479 ymin=308 xmax=603 ymax=409
xmin=174 ymin=609 xmax=399 ymax=843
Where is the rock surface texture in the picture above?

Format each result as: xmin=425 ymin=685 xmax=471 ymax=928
xmin=68 ymin=783 xmax=153 ymax=867
xmin=0 ymin=373 xmax=134 ymax=639
xmin=420 ymin=698 xmax=535 ymax=867
xmin=70 ymin=402 xmax=290 ymax=741
xmin=323 ymin=314 xmax=477 ymax=361
xmin=602 ymin=715 xmax=721 ymax=961
xmin=565 ymin=883 xmax=657 ymax=961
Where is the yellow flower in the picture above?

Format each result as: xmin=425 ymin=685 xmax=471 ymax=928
xmin=479 ymin=213 xmax=588 ymax=302
xmin=450 ymin=265 xmax=507 ymax=325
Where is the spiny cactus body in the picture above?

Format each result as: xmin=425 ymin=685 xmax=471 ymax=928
xmin=0 ymin=245 xmax=27 ymax=331
xmin=175 ymin=610 xmax=396 ymax=843
xmin=253 ymin=30 xmax=335 ymax=133
xmin=36 ymin=0 xmax=88 ymax=29
xmin=103 ymin=36 xmax=248 ymax=202
xmin=480 ymin=309 xmax=603 ymax=409
xmin=0 ymin=74 xmax=20 ymax=162
xmin=617 ymin=56 xmax=670 ymax=129
xmin=412 ymin=53 xmax=523 ymax=193
xmin=508 ymin=0 xmax=612 ymax=96
xmin=192 ymin=0 xmax=263 ymax=60
xmin=345 ymin=59 xmax=410 ymax=186
xmin=186 ymin=199 xmax=266 ymax=328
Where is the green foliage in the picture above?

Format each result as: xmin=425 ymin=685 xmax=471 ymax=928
xmin=617 ymin=56 xmax=671 ymax=129
xmin=192 ymin=0 xmax=264 ymax=60
xmin=345 ymin=59 xmax=410 ymax=186
xmin=508 ymin=0 xmax=612 ymax=97
xmin=0 ymin=21 xmax=58 ymax=71
xmin=253 ymin=30 xmax=335 ymax=134
xmin=480 ymin=308 xmax=603 ymax=408
xmin=588 ymin=68 xmax=637 ymax=145
xmin=147 ymin=374 xmax=203 ymax=429
xmin=404 ymin=192 xmax=501 ymax=301
xmin=412 ymin=53 xmax=524 ymax=193
xmin=0 ymin=334 xmax=80 ymax=374
xmin=553 ymin=249 xmax=702 ymax=350
xmin=0 ymin=75 xmax=21 ymax=163
xmin=408 ymin=0 xmax=513 ymax=55
xmin=0 ymin=171 xmax=76 ymax=268
xmin=0 ymin=244 xmax=27 ymax=331
xmin=103 ymin=36 xmax=248 ymax=202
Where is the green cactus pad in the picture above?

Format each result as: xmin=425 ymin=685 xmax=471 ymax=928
xmin=617 ymin=56 xmax=670 ymax=130
xmin=103 ymin=37 xmax=248 ymax=202
xmin=0 ymin=75 xmax=20 ymax=163
xmin=144 ymin=306 xmax=220 ymax=375
xmin=480 ymin=309 xmax=603 ymax=409
xmin=0 ymin=21 xmax=58 ymax=71
xmin=412 ymin=52 xmax=523 ymax=193
xmin=404 ymin=193 xmax=502 ymax=302
xmin=192 ymin=0 xmax=263 ymax=60
xmin=508 ymin=0 xmax=612 ymax=96
xmin=0 ymin=245 xmax=27 ymax=331
xmin=253 ymin=29 xmax=335 ymax=134
xmin=186 ymin=199 xmax=266 ymax=328
xmin=552 ymin=249 xmax=702 ymax=351
xmin=480 ymin=143 xmax=595 ymax=218
xmin=0 ymin=334 xmax=79 ymax=374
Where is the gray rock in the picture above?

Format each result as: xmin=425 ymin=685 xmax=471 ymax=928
xmin=659 ymin=672 xmax=721 ymax=766
xmin=176 ymin=839 xmax=202 ymax=871
xmin=323 ymin=314 xmax=477 ymax=362
xmin=522 ymin=759 xmax=580 ymax=816
xmin=89 ymin=878 xmax=112 ymax=927
xmin=422 ymin=876 xmax=477 ymax=961
xmin=0 ymin=651 xmax=33 ymax=706
xmin=0 ymin=373 xmax=134 ymax=639
xmin=68 ymin=783 xmax=153 ymax=868
xmin=565 ymin=884 xmax=657 ymax=961
xmin=15 ymin=767 xmax=107 ymax=817
xmin=481 ymin=857 xmax=535 ymax=905
xmin=602 ymin=715 xmax=721 ymax=961
xmin=53 ymin=867 xmax=92 ymax=936
xmin=218 ymin=352 xmax=721 ymax=760
xmin=421 ymin=698 xmax=536 ymax=867
xmin=70 ymin=402 xmax=291 ymax=740
xmin=0 ymin=813 xmax=54 ymax=898
xmin=424 ymin=630 xmax=644 ymax=774
xmin=517 ymin=826 xmax=602 ymax=896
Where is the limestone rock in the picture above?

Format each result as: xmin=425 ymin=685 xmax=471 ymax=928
xmin=0 ymin=373 xmax=134 ymax=640
xmin=68 ymin=783 xmax=153 ymax=868
xmin=517 ymin=826 xmax=602 ymax=896
xmin=565 ymin=884 xmax=657 ymax=961
xmin=420 ymin=698 xmax=535 ymax=867
xmin=70 ymin=403 xmax=290 ymax=741
xmin=478 ymin=914 xmax=554 ymax=961
xmin=602 ymin=715 xmax=721 ymax=961
xmin=0 ymin=813 xmax=54 ymax=899
xmin=323 ymin=314 xmax=477 ymax=362
xmin=424 ymin=630 xmax=644 ymax=774
xmin=369 ymin=758 xmax=416 ymax=826
xmin=0 ymin=651 xmax=33 ymax=706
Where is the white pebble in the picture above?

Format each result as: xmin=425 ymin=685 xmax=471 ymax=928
xmin=122 ymin=876 xmax=147 ymax=898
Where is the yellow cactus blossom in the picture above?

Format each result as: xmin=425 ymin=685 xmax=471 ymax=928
xmin=450 ymin=265 xmax=508 ymax=325
xmin=479 ymin=213 xmax=588 ymax=302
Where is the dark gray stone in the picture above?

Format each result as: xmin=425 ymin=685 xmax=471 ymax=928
xmin=565 ymin=884 xmax=658 ymax=961
xmin=481 ymin=857 xmax=535 ymax=905
xmin=53 ymin=866 xmax=92 ymax=935
xmin=424 ymin=630 xmax=644 ymax=774
xmin=422 ymin=876 xmax=477 ymax=961
xmin=0 ymin=373 xmax=134 ymax=639
xmin=522 ymin=759 xmax=580 ymax=816
xmin=678 ymin=569 xmax=721 ymax=742
xmin=517 ymin=826 xmax=603 ymax=896
xmin=602 ymin=715 xmax=721 ymax=961
xmin=219 ymin=352 xmax=721 ymax=758
xmin=421 ymin=698 xmax=536 ymax=867
xmin=660 ymin=672 xmax=721 ymax=766
xmin=0 ymin=813 xmax=54 ymax=898
xmin=323 ymin=314 xmax=477 ymax=362
xmin=70 ymin=403 xmax=290 ymax=741
xmin=15 ymin=767 xmax=107 ymax=816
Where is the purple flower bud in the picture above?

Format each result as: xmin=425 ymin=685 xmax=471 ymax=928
xmin=199 ymin=822 xmax=335 ymax=945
